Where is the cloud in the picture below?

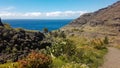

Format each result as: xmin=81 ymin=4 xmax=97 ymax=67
xmin=0 ymin=6 xmax=15 ymax=11
xmin=0 ymin=12 xmax=42 ymax=17
xmin=23 ymin=12 xmax=42 ymax=17
xmin=0 ymin=12 xmax=14 ymax=16
xmin=45 ymin=11 xmax=87 ymax=17
xmin=0 ymin=11 xmax=87 ymax=19
xmin=64 ymin=11 xmax=86 ymax=16
xmin=46 ymin=11 xmax=62 ymax=16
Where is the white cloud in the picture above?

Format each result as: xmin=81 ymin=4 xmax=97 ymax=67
xmin=64 ymin=11 xmax=86 ymax=16
xmin=0 ymin=12 xmax=14 ymax=16
xmin=0 ymin=12 xmax=42 ymax=17
xmin=45 ymin=11 xmax=87 ymax=17
xmin=0 ymin=6 xmax=15 ymax=11
xmin=23 ymin=12 xmax=42 ymax=17
xmin=46 ymin=11 xmax=62 ymax=16
xmin=0 ymin=11 xmax=87 ymax=19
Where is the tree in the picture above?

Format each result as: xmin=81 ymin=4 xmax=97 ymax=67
xmin=43 ymin=28 xmax=49 ymax=33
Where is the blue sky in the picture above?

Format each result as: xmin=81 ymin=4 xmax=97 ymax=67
xmin=0 ymin=0 xmax=118 ymax=19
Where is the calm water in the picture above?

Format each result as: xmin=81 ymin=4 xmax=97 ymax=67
xmin=2 ymin=19 xmax=73 ymax=31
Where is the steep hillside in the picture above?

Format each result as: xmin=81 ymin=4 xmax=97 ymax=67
xmin=70 ymin=1 xmax=120 ymax=27
xmin=62 ymin=1 xmax=120 ymax=46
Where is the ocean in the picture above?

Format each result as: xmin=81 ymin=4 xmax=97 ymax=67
xmin=2 ymin=19 xmax=73 ymax=31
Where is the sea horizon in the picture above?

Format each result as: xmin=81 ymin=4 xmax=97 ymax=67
xmin=2 ymin=18 xmax=74 ymax=20
xmin=2 ymin=19 xmax=73 ymax=31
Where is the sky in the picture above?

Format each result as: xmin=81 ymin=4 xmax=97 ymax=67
xmin=0 ymin=0 xmax=118 ymax=19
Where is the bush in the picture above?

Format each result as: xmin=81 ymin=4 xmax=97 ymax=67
xmin=103 ymin=36 xmax=109 ymax=44
xmin=51 ymin=58 xmax=66 ymax=68
xmin=18 ymin=51 xmax=52 ymax=68
xmin=0 ymin=62 xmax=18 ymax=68
xmin=62 ymin=63 xmax=89 ymax=68
xmin=91 ymin=38 xmax=106 ymax=49
xmin=45 ymin=36 xmax=108 ymax=68
xmin=49 ymin=38 xmax=76 ymax=57
xmin=4 ymin=23 xmax=12 ymax=29
xmin=43 ymin=28 xmax=49 ymax=33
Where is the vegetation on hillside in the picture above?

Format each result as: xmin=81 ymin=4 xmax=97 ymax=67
xmin=0 ymin=24 xmax=108 ymax=68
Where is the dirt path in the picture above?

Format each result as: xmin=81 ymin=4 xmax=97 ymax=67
xmin=99 ymin=47 xmax=120 ymax=68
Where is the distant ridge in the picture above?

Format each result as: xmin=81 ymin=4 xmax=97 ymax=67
xmin=69 ymin=1 xmax=120 ymax=27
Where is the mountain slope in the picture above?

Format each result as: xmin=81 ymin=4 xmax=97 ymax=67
xmin=62 ymin=1 xmax=120 ymax=46
xmin=69 ymin=1 xmax=120 ymax=27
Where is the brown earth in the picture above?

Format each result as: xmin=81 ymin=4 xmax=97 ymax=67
xmin=99 ymin=47 xmax=120 ymax=68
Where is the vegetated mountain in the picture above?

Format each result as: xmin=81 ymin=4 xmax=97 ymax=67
xmin=62 ymin=1 xmax=120 ymax=45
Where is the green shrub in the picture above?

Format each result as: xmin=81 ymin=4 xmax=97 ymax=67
xmin=14 ymin=28 xmax=25 ymax=32
xmin=103 ymin=36 xmax=109 ymax=44
xmin=91 ymin=38 xmax=106 ymax=49
xmin=51 ymin=58 xmax=66 ymax=68
xmin=62 ymin=63 xmax=89 ymax=68
xmin=52 ymin=31 xmax=58 ymax=38
xmin=4 ymin=23 xmax=12 ymax=29
xmin=58 ymin=31 xmax=66 ymax=38
xmin=43 ymin=28 xmax=49 ymax=33
xmin=45 ymin=36 xmax=108 ymax=68
xmin=50 ymin=38 xmax=76 ymax=57
xmin=0 ymin=62 xmax=18 ymax=68
xmin=68 ymin=44 xmax=107 ymax=68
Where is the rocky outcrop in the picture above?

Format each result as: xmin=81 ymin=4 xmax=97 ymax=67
xmin=0 ymin=25 xmax=51 ymax=63
xmin=0 ymin=18 xmax=4 ymax=26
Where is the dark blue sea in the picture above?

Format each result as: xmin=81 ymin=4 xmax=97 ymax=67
xmin=2 ymin=19 xmax=73 ymax=31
